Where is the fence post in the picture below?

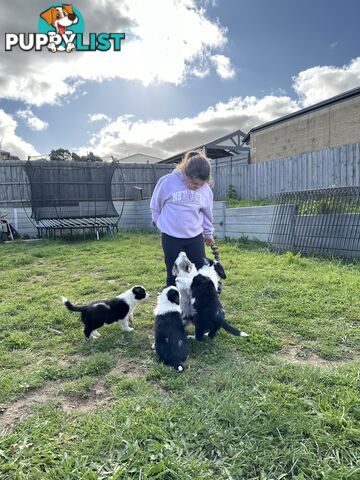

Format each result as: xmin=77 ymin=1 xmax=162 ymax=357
xmin=152 ymin=164 xmax=156 ymax=193
xmin=222 ymin=201 xmax=227 ymax=238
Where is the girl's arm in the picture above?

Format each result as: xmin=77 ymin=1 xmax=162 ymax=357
xmin=150 ymin=176 xmax=167 ymax=224
xmin=202 ymin=189 xmax=214 ymax=243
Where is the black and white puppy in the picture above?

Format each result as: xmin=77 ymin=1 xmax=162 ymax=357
xmin=62 ymin=286 xmax=149 ymax=339
xmin=198 ymin=257 xmax=226 ymax=294
xmin=172 ymin=251 xmax=198 ymax=323
xmin=154 ymin=286 xmax=189 ymax=372
xmin=190 ymin=274 xmax=248 ymax=340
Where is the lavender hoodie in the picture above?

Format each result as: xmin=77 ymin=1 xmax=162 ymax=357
xmin=150 ymin=170 xmax=214 ymax=239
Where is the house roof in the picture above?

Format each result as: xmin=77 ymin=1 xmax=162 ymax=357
xmin=159 ymin=129 xmax=249 ymax=164
xmin=243 ymin=85 xmax=360 ymax=143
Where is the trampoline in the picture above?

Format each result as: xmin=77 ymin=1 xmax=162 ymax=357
xmin=24 ymin=159 xmax=122 ymax=238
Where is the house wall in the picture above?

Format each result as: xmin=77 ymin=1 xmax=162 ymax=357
xmin=251 ymin=95 xmax=360 ymax=163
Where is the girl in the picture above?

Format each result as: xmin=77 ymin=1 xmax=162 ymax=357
xmin=150 ymin=150 xmax=214 ymax=286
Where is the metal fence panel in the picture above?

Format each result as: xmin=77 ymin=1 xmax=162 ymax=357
xmin=269 ymin=186 xmax=360 ymax=259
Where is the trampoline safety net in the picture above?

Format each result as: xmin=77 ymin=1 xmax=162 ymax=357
xmin=24 ymin=160 xmax=120 ymax=235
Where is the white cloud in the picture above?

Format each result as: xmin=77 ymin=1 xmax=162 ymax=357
xmin=201 ymin=0 xmax=218 ymax=6
xmin=16 ymin=108 xmax=48 ymax=131
xmin=293 ymin=57 xmax=360 ymax=107
xmin=81 ymin=94 xmax=298 ymax=158
xmin=211 ymin=54 xmax=235 ymax=79
xmin=0 ymin=110 xmax=40 ymax=158
xmin=0 ymin=0 xmax=230 ymax=106
xmin=88 ymin=113 xmax=111 ymax=123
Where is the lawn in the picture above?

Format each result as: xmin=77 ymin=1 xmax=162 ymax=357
xmin=0 ymin=233 xmax=359 ymax=479
xmin=226 ymin=198 xmax=274 ymax=208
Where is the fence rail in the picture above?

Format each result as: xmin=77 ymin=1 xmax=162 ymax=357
xmin=1 ymin=143 xmax=360 ymax=206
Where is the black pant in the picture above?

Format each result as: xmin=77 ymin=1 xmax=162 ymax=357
xmin=161 ymin=233 xmax=205 ymax=286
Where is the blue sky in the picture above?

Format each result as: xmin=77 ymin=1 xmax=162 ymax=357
xmin=1 ymin=0 xmax=360 ymax=159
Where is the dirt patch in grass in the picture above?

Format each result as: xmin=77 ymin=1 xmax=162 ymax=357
xmin=0 ymin=380 xmax=62 ymax=434
xmin=59 ymin=379 xmax=111 ymax=413
xmin=0 ymin=357 xmax=147 ymax=434
xmin=31 ymin=275 xmax=48 ymax=283
xmin=276 ymin=344 xmax=353 ymax=365
xmin=108 ymin=357 xmax=146 ymax=378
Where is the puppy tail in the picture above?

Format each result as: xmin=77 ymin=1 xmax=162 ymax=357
xmin=61 ymin=296 xmax=87 ymax=312
xmin=222 ymin=320 xmax=249 ymax=337
xmin=176 ymin=365 xmax=184 ymax=372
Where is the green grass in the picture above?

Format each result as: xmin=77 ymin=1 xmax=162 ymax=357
xmin=0 ymin=233 xmax=359 ymax=479
xmin=226 ymin=198 xmax=273 ymax=208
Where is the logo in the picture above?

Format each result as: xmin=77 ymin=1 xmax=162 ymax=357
xmin=5 ymin=3 xmax=125 ymax=53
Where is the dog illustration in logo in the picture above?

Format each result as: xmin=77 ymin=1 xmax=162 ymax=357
xmin=40 ymin=4 xmax=78 ymax=52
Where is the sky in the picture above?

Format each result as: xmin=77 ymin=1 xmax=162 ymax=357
xmin=1 ymin=0 xmax=360 ymax=160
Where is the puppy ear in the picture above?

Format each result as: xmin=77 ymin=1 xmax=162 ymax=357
xmin=172 ymin=265 xmax=178 ymax=276
xmin=63 ymin=4 xmax=74 ymax=15
xmin=186 ymin=263 xmax=191 ymax=273
xmin=167 ymin=288 xmax=180 ymax=305
xmin=191 ymin=274 xmax=201 ymax=285
xmin=40 ymin=7 xmax=56 ymax=25
xmin=214 ymin=262 xmax=226 ymax=279
xmin=132 ymin=286 xmax=146 ymax=299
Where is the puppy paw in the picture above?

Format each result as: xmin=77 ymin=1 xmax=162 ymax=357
xmin=123 ymin=327 xmax=134 ymax=332
xmin=187 ymin=335 xmax=196 ymax=340
xmin=151 ymin=343 xmax=156 ymax=350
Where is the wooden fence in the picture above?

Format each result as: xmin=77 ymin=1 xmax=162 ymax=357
xmin=0 ymin=161 xmax=174 ymax=207
xmin=1 ymin=142 xmax=360 ymax=206
xmin=211 ymin=143 xmax=360 ymax=200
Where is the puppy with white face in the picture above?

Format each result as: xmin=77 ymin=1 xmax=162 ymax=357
xmin=154 ymin=286 xmax=189 ymax=372
xmin=172 ymin=251 xmax=198 ymax=322
xmin=40 ymin=4 xmax=78 ymax=52
xmin=198 ymin=257 xmax=226 ymax=294
xmin=62 ymin=286 xmax=149 ymax=339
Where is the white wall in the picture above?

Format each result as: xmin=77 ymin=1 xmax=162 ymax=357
xmin=1 ymin=200 xmax=274 ymax=242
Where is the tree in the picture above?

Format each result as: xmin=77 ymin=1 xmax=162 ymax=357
xmin=87 ymin=151 xmax=103 ymax=162
xmin=49 ymin=148 xmax=72 ymax=162
xmin=49 ymin=149 xmax=104 ymax=162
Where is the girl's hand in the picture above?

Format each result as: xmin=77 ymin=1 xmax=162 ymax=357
xmin=204 ymin=237 xmax=214 ymax=246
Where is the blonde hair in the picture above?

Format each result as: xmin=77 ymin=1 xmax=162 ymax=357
xmin=176 ymin=150 xmax=213 ymax=185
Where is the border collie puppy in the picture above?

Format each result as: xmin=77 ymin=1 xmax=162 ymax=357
xmin=172 ymin=251 xmax=198 ymax=323
xmin=154 ymin=286 xmax=189 ymax=372
xmin=61 ymin=286 xmax=149 ymax=339
xmin=198 ymin=257 xmax=226 ymax=294
xmin=190 ymin=274 xmax=248 ymax=340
